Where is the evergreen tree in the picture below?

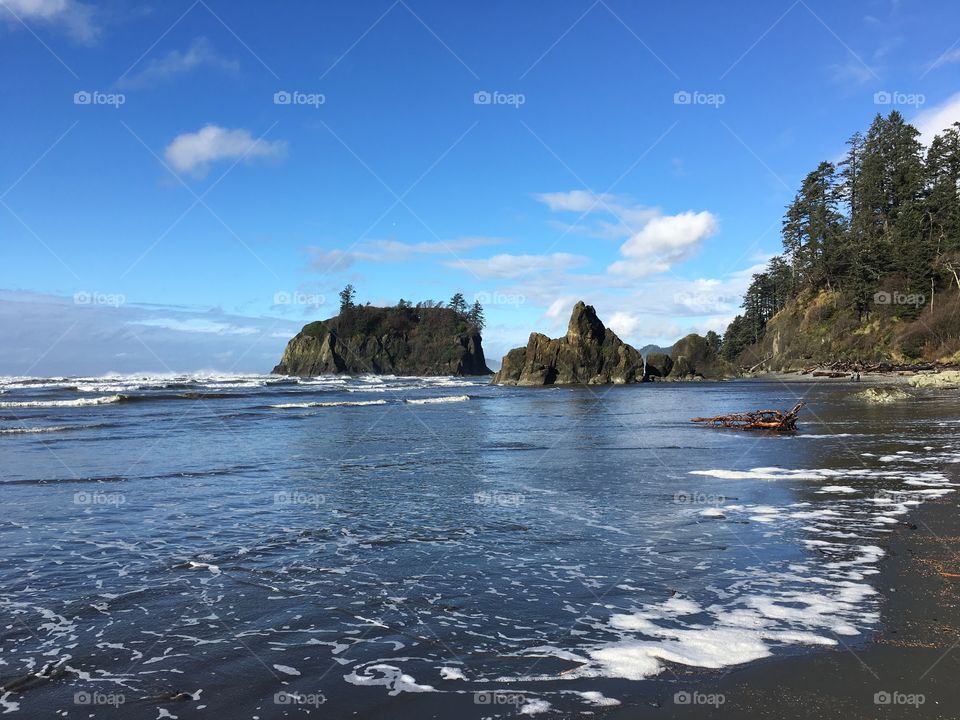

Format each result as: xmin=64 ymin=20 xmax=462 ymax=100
xmin=338 ymin=284 xmax=356 ymax=313
xmin=467 ymin=300 xmax=485 ymax=330
xmin=782 ymin=162 xmax=845 ymax=289
xmin=449 ymin=292 xmax=467 ymax=316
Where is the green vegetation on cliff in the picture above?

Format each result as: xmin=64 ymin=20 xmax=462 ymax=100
xmin=723 ymin=112 xmax=960 ymax=368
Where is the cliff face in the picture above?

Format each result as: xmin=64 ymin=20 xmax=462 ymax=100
xmin=272 ymin=306 xmax=491 ymax=376
xmin=491 ymin=301 xmax=644 ymax=385
xmin=739 ymin=289 xmax=960 ymax=371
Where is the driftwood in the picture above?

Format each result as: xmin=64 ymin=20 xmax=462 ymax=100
xmin=691 ymin=401 xmax=805 ymax=432
xmin=801 ymin=360 xmax=960 ymax=375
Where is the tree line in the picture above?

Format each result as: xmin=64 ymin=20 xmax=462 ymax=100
xmin=723 ymin=111 xmax=960 ymax=361
xmin=338 ymin=285 xmax=486 ymax=330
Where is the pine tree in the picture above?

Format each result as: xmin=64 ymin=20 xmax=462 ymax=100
xmin=338 ymin=284 xmax=356 ymax=314
xmin=448 ymin=292 xmax=467 ymax=316
xmin=466 ymin=300 xmax=485 ymax=330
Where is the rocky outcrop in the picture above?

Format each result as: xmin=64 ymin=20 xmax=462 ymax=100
xmin=644 ymin=351 xmax=673 ymax=379
xmin=272 ymin=306 xmax=491 ymax=376
xmin=492 ymin=301 xmax=644 ymax=385
xmin=669 ymin=333 xmax=728 ymax=379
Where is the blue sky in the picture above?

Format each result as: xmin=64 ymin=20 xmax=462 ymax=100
xmin=3 ymin=0 xmax=960 ymax=375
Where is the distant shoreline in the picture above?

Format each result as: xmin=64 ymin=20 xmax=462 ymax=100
xmin=743 ymin=369 xmax=960 ymax=388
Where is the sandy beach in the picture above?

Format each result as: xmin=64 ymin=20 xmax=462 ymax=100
xmin=609 ymin=496 xmax=960 ymax=719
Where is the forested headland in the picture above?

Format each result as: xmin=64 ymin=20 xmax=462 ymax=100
xmin=723 ymin=111 xmax=960 ymax=369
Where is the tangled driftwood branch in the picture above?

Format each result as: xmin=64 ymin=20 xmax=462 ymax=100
xmin=691 ymin=401 xmax=805 ymax=432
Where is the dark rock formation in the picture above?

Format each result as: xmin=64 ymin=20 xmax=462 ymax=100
xmin=645 ymin=351 xmax=674 ymax=378
xmin=668 ymin=333 xmax=728 ymax=380
xmin=272 ymin=306 xmax=491 ymax=376
xmin=491 ymin=301 xmax=644 ymax=385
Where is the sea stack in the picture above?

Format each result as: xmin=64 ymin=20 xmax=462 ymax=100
xmin=491 ymin=301 xmax=644 ymax=385
xmin=272 ymin=305 xmax=491 ymax=376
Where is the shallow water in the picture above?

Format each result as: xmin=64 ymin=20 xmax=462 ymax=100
xmin=0 ymin=374 xmax=957 ymax=717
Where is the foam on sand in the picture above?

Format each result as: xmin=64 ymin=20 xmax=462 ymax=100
xmin=689 ymin=467 xmax=833 ymax=481
xmin=345 ymin=663 xmax=435 ymax=695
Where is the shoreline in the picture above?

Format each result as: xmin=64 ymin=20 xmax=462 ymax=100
xmin=735 ymin=369 xmax=960 ymax=389
xmin=607 ymin=496 xmax=960 ymax=719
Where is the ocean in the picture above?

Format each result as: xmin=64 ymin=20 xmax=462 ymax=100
xmin=0 ymin=374 xmax=956 ymax=718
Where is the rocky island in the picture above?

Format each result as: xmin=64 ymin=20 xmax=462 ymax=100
xmin=272 ymin=303 xmax=491 ymax=376
xmin=492 ymin=301 xmax=645 ymax=385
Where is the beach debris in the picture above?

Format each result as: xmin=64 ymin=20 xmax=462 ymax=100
xmin=691 ymin=402 xmax=805 ymax=432
xmin=801 ymin=360 xmax=960 ymax=376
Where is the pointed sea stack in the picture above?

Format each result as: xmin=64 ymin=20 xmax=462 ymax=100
xmin=491 ymin=301 xmax=644 ymax=385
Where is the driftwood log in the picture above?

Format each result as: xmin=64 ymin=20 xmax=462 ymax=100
xmin=691 ymin=401 xmax=805 ymax=432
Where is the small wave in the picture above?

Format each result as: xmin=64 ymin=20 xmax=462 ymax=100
xmin=0 ymin=425 xmax=98 ymax=435
xmin=0 ymin=395 xmax=122 ymax=409
xmin=405 ymin=395 xmax=470 ymax=405
xmin=269 ymin=400 xmax=388 ymax=409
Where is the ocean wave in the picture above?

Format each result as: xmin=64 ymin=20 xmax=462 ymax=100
xmin=269 ymin=400 xmax=388 ymax=409
xmin=405 ymin=395 xmax=470 ymax=405
xmin=0 ymin=425 xmax=79 ymax=435
xmin=0 ymin=395 xmax=123 ymax=409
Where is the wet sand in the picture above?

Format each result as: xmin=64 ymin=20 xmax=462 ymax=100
xmin=608 ymin=497 xmax=960 ymax=719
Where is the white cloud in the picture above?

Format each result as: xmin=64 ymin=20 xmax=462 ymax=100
xmin=306 ymin=237 xmax=503 ymax=273
xmin=131 ymin=317 xmax=259 ymax=336
xmin=307 ymin=248 xmax=358 ymax=273
xmin=445 ymin=252 xmax=588 ymax=280
xmin=0 ymin=289 xmax=299 ymax=375
xmin=164 ymin=125 xmax=287 ymax=177
xmin=119 ymin=37 xmax=238 ymax=88
xmin=0 ymin=0 xmax=97 ymax=42
xmin=606 ymin=311 xmax=643 ymax=338
xmin=535 ymin=190 xmax=618 ymax=213
xmin=608 ymin=210 xmax=719 ymax=278
xmin=367 ymin=237 xmax=502 ymax=257
xmin=535 ymin=190 xmax=660 ymax=238
xmin=913 ymin=92 xmax=960 ymax=146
